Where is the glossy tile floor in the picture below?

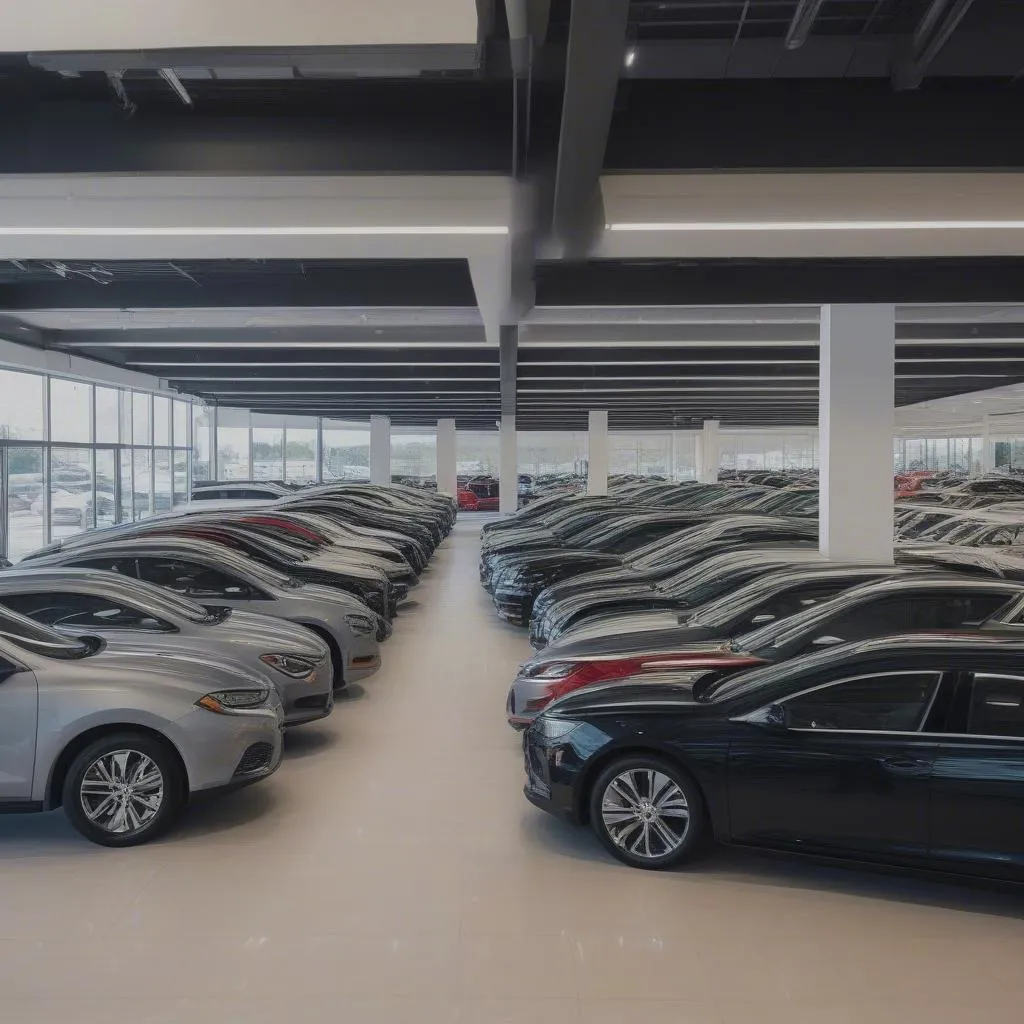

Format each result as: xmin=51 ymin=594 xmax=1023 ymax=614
xmin=2 ymin=517 xmax=1024 ymax=1023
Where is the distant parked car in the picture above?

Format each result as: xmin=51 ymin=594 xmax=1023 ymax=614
xmin=0 ymin=607 xmax=283 ymax=846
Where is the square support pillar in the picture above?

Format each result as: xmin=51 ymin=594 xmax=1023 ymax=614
xmin=819 ymin=304 xmax=895 ymax=563
xmin=587 ymin=410 xmax=609 ymax=495
xmin=499 ymin=415 xmax=518 ymax=514
xmin=369 ymin=415 xmax=391 ymax=486
xmin=696 ymin=420 xmax=720 ymax=484
xmin=436 ymin=418 xmax=457 ymax=496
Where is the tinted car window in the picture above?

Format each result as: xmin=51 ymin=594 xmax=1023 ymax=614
xmin=72 ymin=556 xmax=140 ymax=577
xmin=0 ymin=592 xmax=175 ymax=632
xmin=135 ymin=558 xmax=256 ymax=600
xmin=968 ymin=674 xmax=1024 ymax=738
xmin=783 ymin=672 xmax=941 ymax=732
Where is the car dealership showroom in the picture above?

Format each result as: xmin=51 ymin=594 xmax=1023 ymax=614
xmin=2 ymin=1 xmax=1024 ymax=1022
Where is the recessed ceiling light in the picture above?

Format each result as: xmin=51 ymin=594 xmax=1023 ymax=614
xmin=624 ymin=47 xmax=637 ymax=67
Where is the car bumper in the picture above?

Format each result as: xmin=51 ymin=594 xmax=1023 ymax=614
xmin=522 ymin=737 xmax=576 ymax=821
xmin=174 ymin=706 xmax=284 ymax=794
xmin=346 ymin=635 xmax=382 ymax=683
xmin=278 ymin=660 xmax=334 ymax=726
xmin=493 ymin=589 xmax=532 ymax=626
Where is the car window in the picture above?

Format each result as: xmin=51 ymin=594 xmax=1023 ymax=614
xmin=72 ymin=556 xmax=140 ymax=578
xmin=782 ymin=672 xmax=942 ymax=732
xmin=0 ymin=592 xmax=175 ymax=632
xmin=967 ymin=674 xmax=1024 ymax=738
xmin=135 ymin=558 xmax=255 ymax=600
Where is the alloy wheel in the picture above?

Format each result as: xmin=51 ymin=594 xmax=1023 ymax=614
xmin=79 ymin=749 xmax=165 ymax=836
xmin=600 ymin=768 xmax=689 ymax=860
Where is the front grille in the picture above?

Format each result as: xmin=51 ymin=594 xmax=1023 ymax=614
xmin=233 ymin=742 xmax=274 ymax=776
xmin=293 ymin=694 xmax=331 ymax=710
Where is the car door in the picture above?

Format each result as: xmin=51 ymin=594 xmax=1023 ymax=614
xmin=929 ymin=671 xmax=1024 ymax=881
xmin=728 ymin=670 xmax=943 ymax=861
xmin=0 ymin=652 xmax=38 ymax=801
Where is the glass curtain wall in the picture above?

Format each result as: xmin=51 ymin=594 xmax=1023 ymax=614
xmin=719 ymin=430 xmax=819 ymax=472
xmin=322 ymin=420 xmax=370 ymax=482
xmin=895 ymin=436 xmax=982 ymax=474
xmin=392 ymin=430 xmax=437 ymax=486
xmin=457 ymin=431 xmax=500 ymax=478
xmin=0 ymin=367 xmax=191 ymax=562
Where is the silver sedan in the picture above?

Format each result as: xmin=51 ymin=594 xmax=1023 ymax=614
xmin=20 ymin=536 xmax=382 ymax=689
xmin=0 ymin=608 xmax=283 ymax=846
xmin=0 ymin=568 xmax=334 ymax=726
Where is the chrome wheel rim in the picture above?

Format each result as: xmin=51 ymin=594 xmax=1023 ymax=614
xmin=601 ymin=768 xmax=689 ymax=859
xmin=79 ymin=750 xmax=165 ymax=835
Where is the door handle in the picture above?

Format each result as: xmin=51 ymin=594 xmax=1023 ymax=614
xmin=880 ymin=757 xmax=929 ymax=775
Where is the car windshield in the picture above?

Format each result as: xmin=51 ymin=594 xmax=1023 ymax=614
xmin=695 ymin=645 xmax=843 ymax=703
xmin=0 ymin=608 xmax=98 ymax=660
xmin=689 ymin=573 xmax=809 ymax=628
xmin=731 ymin=591 xmax=860 ymax=651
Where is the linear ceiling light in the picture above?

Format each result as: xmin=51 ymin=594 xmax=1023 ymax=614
xmin=607 ymin=220 xmax=1024 ymax=232
xmin=0 ymin=225 xmax=509 ymax=236
xmin=59 ymin=340 xmax=489 ymax=349
xmin=133 ymin=361 xmax=497 ymax=368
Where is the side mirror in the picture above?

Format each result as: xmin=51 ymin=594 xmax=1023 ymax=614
xmin=745 ymin=703 xmax=787 ymax=729
xmin=750 ymin=613 xmax=776 ymax=625
xmin=811 ymin=634 xmax=844 ymax=647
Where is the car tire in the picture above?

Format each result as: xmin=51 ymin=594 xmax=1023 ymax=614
xmin=588 ymin=755 xmax=706 ymax=870
xmin=62 ymin=732 xmax=184 ymax=848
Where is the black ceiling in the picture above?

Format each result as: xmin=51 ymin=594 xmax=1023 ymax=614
xmin=1 ymin=0 xmax=1023 ymax=428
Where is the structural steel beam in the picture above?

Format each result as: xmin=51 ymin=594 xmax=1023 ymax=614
xmin=551 ymin=0 xmax=629 ymax=257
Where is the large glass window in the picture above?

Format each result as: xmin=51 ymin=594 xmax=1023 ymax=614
xmin=118 ymin=450 xmax=133 ymax=523
xmin=95 ymin=387 xmax=120 ymax=443
xmin=457 ymin=431 xmax=499 ymax=477
xmin=132 ymin=392 xmax=152 ymax=446
xmin=50 ymin=447 xmax=94 ymax=540
xmin=392 ymin=432 xmax=436 ymax=486
xmin=217 ymin=426 xmax=250 ymax=480
xmin=172 ymin=400 xmax=189 ymax=450
xmin=322 ymin=420 xmax=370 ymax=482
xmin=153 ymin=396 xmax=171 ymax=447
xmin=154 ymin=451 xmax=172 ymax=515
xmin=6 ymin=447 xmax=45 ymax=560
xmin=517 ymin=432 xmax=588 ymax=481
xmin=49 ymin=379 xmax=92 ymax=442
xmin=610 ymin=433 xmax=672 ymax=479
xmin=252 ymin=427 xmax=284 ymax=480
xmin=285 ymin=427 xmax=318 ymax=484
xmin=0 ymin=370 xmax=44 ymax=441
xmin=192 ymin=405 xmax=212 ymax=482
xmin=133 ymin=449 xmax=153 ymax=520
xmin=173 ymin=450 xmax=189 ymax=508
xmin=95 ymin=449 xmax=117 ymax=529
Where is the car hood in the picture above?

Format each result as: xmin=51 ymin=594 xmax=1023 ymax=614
xmin=545 ymin=674 xmax=710 ymax=716
xmin=558 ymin=608 xmax=689 ymax=643
xmin=493 ymin=548 xmax=624 ymax=576
xmin=208 ymin=610 xmax=328 ymax=658
xmin=292 ymin=582 xmax=379 ymax=616
xmin=525 ymin=628 xmax=735 ymax=665
xmin=79 ymin=646 xmax=274 ymax=694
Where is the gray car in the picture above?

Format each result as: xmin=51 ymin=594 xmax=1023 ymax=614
xmin=0 ymin=607 xmax=284 ymax=847
xmin=19 ymin=536 xmax=382 ymax=689
xmin=0 ymin=568 xmax=335 ymax=726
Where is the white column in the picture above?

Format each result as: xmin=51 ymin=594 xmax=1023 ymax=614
xmin=696 ymin=420 xmax=720 ymax=484
xmin=819 ymin=304 xmax=895 ymax=563
xmin=982 ymin=415 xmax=995 ymax=474
xmin=499 ymin=415 xmax=518 ymax=513
xmin=369 ymin=415 xmax=391 ymax=486
xmin=587 ymin=410 xmax=609 ymax=495
xmin=436 ymin=418 xmax=457 ymax=495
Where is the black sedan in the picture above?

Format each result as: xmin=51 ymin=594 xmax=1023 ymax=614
xmin=523 ymin=633 xmax=1024 ymax=879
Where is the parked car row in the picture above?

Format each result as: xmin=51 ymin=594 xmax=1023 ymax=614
xmin=0 ymin=482 xmax=455 ymax=847
xmin=487 ymin=482 xmax=1024 ymax=882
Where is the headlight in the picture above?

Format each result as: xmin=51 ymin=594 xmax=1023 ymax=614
xmin=344 ymin=613 xmax=378 ymax=635
xmin=527 ymin=661 xmax=576 ymax=680
xmin=533 ymin=716 xmax=582 ymax=741
xmin=196 ymin=689 xmax=270 ymax=713
xmin=260 ymin=653 xmax=319 ymax=679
